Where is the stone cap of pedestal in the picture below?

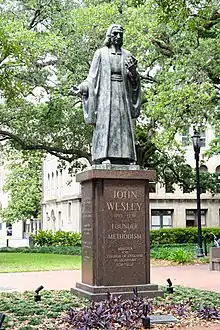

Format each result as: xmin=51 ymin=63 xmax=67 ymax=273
xmin=76 ymin=169 xmax=156 ymax=183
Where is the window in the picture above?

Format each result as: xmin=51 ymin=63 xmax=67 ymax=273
xmin=58 ymin=211 xmax=62 ymax=230
xmin=200 ymin=130 xmax=206 ymax=147
xmin=60 ymin=170 xmax=63 ymax=189
xmin=51 ymin=209 xmax=56 ymax=231
xmin=22 ymin=220 xmax=26 ymax=234
xmin=51 ymin=172 xmax=54 ymax=192
xmin=68 ymin=202 xmax=72 ymax=223
xmin=38 ymin=220 xmax=42 ymax=231
xmin=30 ymin=219 xmax=34 ymax=232
xmin=181 ymin=128 xmax=190 ymax=146
xmin=216 ymin=166 xmax=220 ymax=193
xmin=165 ymin=183 xmax=174 ymax=193
xmin=56 ymin=170 xmax=59 ymax=191
xmin=186 ymin=209 xmax=206 ymax=227
xmin=6 ymin=223 xmax=12 ymax=236
xmin=149 ymin=182 xmax=156 ymax=193
xmin=47 ymin=174 xmax=50 ymax=194
xmin=151 ymin=210 xmax=173 ymax=230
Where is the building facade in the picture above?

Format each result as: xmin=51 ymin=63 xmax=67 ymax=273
xmin=43 ymin=127 xmax=220 ymax=232
xmin=0 ymin=160 xmax=42 ymax=248
xmin=42 ymin=155 xmax=90 ymax=233
xmin=150 ymin=127 xmax=220 ymax=229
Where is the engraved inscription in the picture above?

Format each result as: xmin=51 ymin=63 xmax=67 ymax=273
xmin=106 ymin=247 xmax=144 ymax=268
xmin=82 ymin=197 xmax=92 ymax=218
xmin=111 ymin=223 xmax=138 ymax=230
xmin=106 ymin=201 xmax=142 ymax=211
xmin=81 ymin=183 xmax=94 ymax=285
xmin=82 ymin=196 xmax=93 ymax=260
xmin=104 ymin=187 xmax=144 ymax=272
xmin=113 ymin=190 xmax=138 ymax=199
xmin=108 ymin=233 xmax=142 ymax=239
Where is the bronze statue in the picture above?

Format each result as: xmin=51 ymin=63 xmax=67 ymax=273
xmin=78 ymin=24 xmax=141 ymax=165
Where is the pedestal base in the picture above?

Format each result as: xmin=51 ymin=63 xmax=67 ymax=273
xmin=72 ymin=169 xmax=163 ymax=301
xmin=71 ymin=282 xmax=164 ymax=301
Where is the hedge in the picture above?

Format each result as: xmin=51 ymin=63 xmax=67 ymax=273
xmin=0 ymin=246 xmax=81 ymax=255
xmin=150 ymin=227 xmax=220 ymax=246
xmin=31 ymin=228 xmax=220 ymax=248
xmin=31 ymin=230 xmax=81 ymax=247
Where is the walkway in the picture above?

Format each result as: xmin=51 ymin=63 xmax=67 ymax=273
xmin=1 ymin=264 xmax=220 ymax=330
xmin=0 ymin=264 xmax=220 ymax=293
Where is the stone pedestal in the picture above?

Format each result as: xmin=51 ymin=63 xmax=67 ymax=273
xmin=71 ymin=168 xmax=163 ymax=301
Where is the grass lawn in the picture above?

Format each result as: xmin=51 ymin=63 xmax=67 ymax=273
xmin=0 ymin=253 xmax=81 ymax=273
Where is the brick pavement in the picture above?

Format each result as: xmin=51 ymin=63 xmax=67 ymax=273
xmin=1 ymin=264 xmax=220 ymax=330
xmin=174 ymin=325 xmax=220 ymax=330
xmin=0 ymin=264 xmax=220 ymax=293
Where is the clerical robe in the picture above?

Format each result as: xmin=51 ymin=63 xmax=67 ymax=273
xmin=81 ymin=46 xmax=141 ymax=163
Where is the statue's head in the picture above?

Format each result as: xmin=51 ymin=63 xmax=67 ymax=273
xmin=104 ymin=24 xmax=124 ymax=47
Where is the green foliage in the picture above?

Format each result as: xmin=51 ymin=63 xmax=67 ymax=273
xmin=32 ymin=228 xmax=220 ymax=250
xmin=1 ymin=287 xmax=220 ymax=329
xmin=168 ymin=248 xmax=193 ymax=264
xmin=158 ymin=286 xmax=220 ymax=309
xmin=0 ymin=0 xmax=219 ymax=192
xmin=0 ymin=152 xmax=42 ymax=223
xmin=150 ymin=244 xmax=198 ymax=263
xmin=150 ymin=245 xmax=172 ymax=259
xmin=0 ymin=290 xmax=86 ymax=329
xmin=32 ymin=230 xmax=82 ymax=247
xmin=150 ymin=227 xmax=220 ymax=245
xmin=0 ymin=245 xmax=81 ymax=255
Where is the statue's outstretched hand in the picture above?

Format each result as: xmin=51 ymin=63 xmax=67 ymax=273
xmin=69 ymin=82 xmax=89 ymax=97
xmin=125 ymin=56 xmax=138 ymax=79
xmin=69 ymin=85 xmax=81 ymax=95
xmin=78 ymin=82 xmax=89 ymax=97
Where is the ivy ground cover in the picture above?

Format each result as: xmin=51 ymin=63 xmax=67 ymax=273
xmin=0 ymin=287 xmax=220 ymax=329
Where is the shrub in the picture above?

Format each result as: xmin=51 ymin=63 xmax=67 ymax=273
xmin=168 ymin=248 xmax=193 ymax=264
xmin=31 ymin=230 xmax=55 ymax=246
xmin=150 ymin=228 xmax=220 ymax=246
xmin=150 ymin=246 xmax=171 ymax=259
xmin=31 ymin=227 xmax=220 ymax=249
xmin=32 ymin=230 xmax=81 ymax=247
xmin=0 ymin=246 xmax=81 ymax=255
xmin=151 ymin=245 xmax=195 ymax=263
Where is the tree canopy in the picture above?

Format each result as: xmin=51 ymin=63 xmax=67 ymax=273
xmin=0 ymin=0 xmax=220 ymax=193
xmin=0 ymin=151 xmax=42 ymax=223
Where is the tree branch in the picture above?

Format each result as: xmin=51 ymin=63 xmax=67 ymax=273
xmin=204 ymin=11 xmax=220 ymax=29
xmin=0 ymin=136 xmax=10 ymax=142
xmin=140 ymin=74 xmax=157 ymax=83
xmin=36 ymin=59 xmax=58 ymax=68
xmin=29 ymin=9 xmax=42 ymax=29
xmin=150 ymin=38 xmax=174 ymax=57
xmin=0 ymin=129 xmax=90 ymax=162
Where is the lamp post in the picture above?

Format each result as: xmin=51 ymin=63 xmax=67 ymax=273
xmin=192 ymin=131 xmax=204 ymax=258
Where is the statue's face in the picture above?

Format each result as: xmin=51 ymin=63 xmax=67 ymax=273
xmin=110 ymin=28 xmax=123 ymax=46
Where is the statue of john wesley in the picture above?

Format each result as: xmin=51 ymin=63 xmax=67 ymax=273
xmin=78 ymin=24 xmax=141 ymax=165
